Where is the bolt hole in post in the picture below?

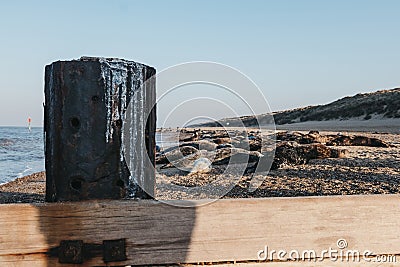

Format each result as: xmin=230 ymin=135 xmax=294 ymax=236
xmin=69 ymin=117 xmax=81 ymax=129
xmin=115 ymin=119 xmax=123 ymax=128
xmin=70 ymin=176 xmax=85 ymax=192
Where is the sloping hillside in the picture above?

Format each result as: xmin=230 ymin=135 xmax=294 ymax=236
xmin=192 ymin=88 xmax=400 ymax=127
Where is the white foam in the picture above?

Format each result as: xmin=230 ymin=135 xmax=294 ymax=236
xmin=17 ymin=165 xmax=32 ymax=178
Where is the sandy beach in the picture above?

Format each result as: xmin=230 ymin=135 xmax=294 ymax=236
xmin=1 ymin=124 xmax=398 ymax=203
xmin=0 ymin=171 xmax=45 ymax=203
xmin=156 ymin=130 xmax=399 ymax=200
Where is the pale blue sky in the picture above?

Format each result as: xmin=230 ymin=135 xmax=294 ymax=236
xmin=0 ymin=0 xmax=399 ymax=126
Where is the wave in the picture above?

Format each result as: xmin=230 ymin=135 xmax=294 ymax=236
xmin=17 ymin=165 xmax=33 ymax=178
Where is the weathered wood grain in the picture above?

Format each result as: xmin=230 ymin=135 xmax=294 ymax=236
xmin=44 ymin=57 xmax=156 ymax=202
xmin=180 ymin=262 xmax=398 ymax=267
xmin=0 ymin=194 xmax=399 ymax=266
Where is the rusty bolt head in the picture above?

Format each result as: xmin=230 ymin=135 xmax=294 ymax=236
xmin=103 ymin=239 xmax=127 ymax=262
xmin=59 ymin=240 xmax=84 ymax=264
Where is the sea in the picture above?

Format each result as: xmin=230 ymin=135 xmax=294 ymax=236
xmin=0 ymin=127 xmax=175 ymax=184
xmin=0 ymin=127 xmax=44 ymax=184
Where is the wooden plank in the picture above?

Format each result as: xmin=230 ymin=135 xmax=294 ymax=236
xmin=180 ymin=262 xmax=398 ymax=267
xmin=0 ymin=194 xmax=399 ymax=266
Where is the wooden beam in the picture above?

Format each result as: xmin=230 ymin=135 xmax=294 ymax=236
xmin=0 ymin=194 xmax=399 ymax=266
xmin=179 ymin=262 xmax=398 ymax=267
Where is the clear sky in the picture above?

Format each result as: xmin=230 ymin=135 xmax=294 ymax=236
xmin=0 ymin=0 xmax=399 ymax=127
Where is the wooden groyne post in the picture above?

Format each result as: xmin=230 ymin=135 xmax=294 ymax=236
xmin=44 ymin=57 xmax=156 ymax=201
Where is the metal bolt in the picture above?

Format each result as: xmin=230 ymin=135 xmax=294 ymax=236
xmin=58 ymin=240 xmax=84 ymax=264
xmin=103 ymin=239 xmax=127 ymax=262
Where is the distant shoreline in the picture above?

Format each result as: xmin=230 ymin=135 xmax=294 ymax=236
xmin=181 ymin=118 xmax=400 ymax=134
xmin=275 ymin=118 xmax=400 ymax=133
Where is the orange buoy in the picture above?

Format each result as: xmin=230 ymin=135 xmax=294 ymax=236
xmin=27 ymin=117 xmax=32 ymax=132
